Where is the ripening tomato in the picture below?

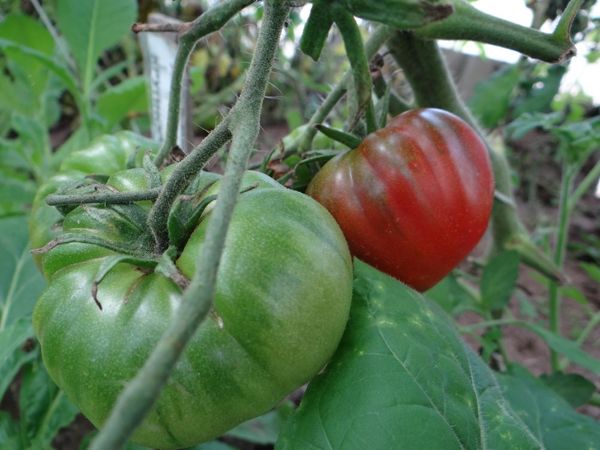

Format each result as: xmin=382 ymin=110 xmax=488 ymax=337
xmin=307 ymin=108 xmax=494 ymax=291
xmin=31 ymin=136 xmax=353 ymax=449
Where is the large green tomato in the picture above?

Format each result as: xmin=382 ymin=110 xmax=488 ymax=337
xmin=32 ymin=138 xmax=353 ymax=449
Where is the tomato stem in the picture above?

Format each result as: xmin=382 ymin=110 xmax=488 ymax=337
xmin=46 ymin=188 xmax=161 ymax=206
xmin=413 ymin=0 xmax=580 ymax=63
xmin=295 ymin=25 xmax=394 ymax=154
xmin=153 ymin=0 xmax=256 ymax=168
xmin=89 ymin=2 xmax=291 ymax=449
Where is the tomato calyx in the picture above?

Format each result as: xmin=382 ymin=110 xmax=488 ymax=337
xmin=315 ymin=124 xmax=362 ymax=149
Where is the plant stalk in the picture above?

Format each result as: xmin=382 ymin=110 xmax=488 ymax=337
xmin=414 ymin=0 xmax=580 ymax=63
xmin=46 ymin=189 xmax=161 ymax=206
xmin=296 ymin=25 xmax=394 ymax=153
xmin=153 ymin=0 xmax=256 ymax=167
xmin=89 ymin=2 xmax=290 ymax=448
xmin=549 ymin=163 xmax=576 ymax=371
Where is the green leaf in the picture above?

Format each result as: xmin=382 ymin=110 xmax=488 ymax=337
xmin=96 ymin=76 xmax=148 ymax=128
xmin=0 ymin=216 xmax=46 ymax=327
xmin=0 ymin=347 xmax=36 ymax=400
xmin=559 ymin=285 xmax=589 ymax=306
xmin=0 ymin=319 xmax=31 ymax=368
xmin=425 ymin=275 xmax=479 ymax=315
xmin=481 ymin=251 xmax=520 ymax=312
xmin=277 ymin=260 xmax=542 ymax=450
xmin=523 ymin=323 xmax=600 ymax=374
xmin=190 ymin=442 xmax=237 ymax=450
xmin=0 ymin=14 xmax=55 ymax=97
xmin=580 ymin=263 xmax=600 ymax=283
xmin=227 ymin=401 xmax=294 ymax=445
xmin=540 ymin=372 xmax=596 ymax=408
xmin=468 ymin=65 xmax=520 ymax=128
xmin=0 ymin=72 xmax=35 ymax=116
xmin=514 ymin=65 xmax=567 ymax=117
xmin=498 ymin=367 xmax=600 ymax=450
xmin=20 ymin=362 xmax=79 ymax=448
xmin=0 ymin=38 xmax=82 ymax=110
xmin=0 ymin=411 xmax=21 ymax=450
xmin=56 ymin=0 xmax=137 ymax=91
xmin=0 ymin=167 xmax=37 ymax=217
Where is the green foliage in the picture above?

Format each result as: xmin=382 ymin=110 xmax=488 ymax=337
xmin=55 ymin=0 xmax=137 ymax=92
xmin=481 ymin=251 xmax=520 ymax=312
xmin=468 ymin=65 xmax=520 ymax=128
xmin=498 ymin=367 xmax=600 ymax=450
xmin=278 ymin=261 xmax=543 ymax=450
xmin=540 ymin=372 xmax=596 ymax=408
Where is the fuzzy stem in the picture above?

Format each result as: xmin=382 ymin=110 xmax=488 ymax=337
xmin=153 ymin=0 xmax=256 ymax=167
xmin=569 ymin=158 xmax=600 ymax=210
xmin=387 ymin=32 xmax=472 ymax=118
xmin=148 ymin=122 xmax=232 ymax=252
xmin=414 ymin=0 xmax=580 ymax=63
xmin=296 ymin=25 xmax=394 ymax=153
xmin=46 ymin=189 xmax=161 ymax=206
xmin=88 ymin=3 xmax=290 ymax=449
xmin=576 ymin=312 xmax=600 ymax=347
xmin=549 ymin=163 xmax=576 ymax=371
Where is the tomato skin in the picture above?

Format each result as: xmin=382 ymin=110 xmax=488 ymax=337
xmin=33 ymin=163 xmax=353 ymax=448
xmin=307 ymin=108 xmax=494 ymax=291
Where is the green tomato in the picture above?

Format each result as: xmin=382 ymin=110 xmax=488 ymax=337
xmin=32 ymin=151 xmax=353 ymax=448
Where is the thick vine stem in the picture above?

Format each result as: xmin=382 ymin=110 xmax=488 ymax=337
xmin=413 ymin=0 xmax=582 ymax=63
xmin=387 ymin=31 xmax=562 ymax=282
xmin=46 ymin=188 xmax=161 ymax=206
xmin=153 ymin=0 xmax=256 ymax=168
xmin=88 ymin=2 xmax=290 ymax=449
xmin=148 ymin=121 xmax=232 ymax=252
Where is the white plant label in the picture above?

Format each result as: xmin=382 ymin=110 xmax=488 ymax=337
xmin=139 ymin=13 xmax=190 ymax=152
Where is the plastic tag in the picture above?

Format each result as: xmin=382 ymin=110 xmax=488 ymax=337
xmin=139 ymin=13 xmax=190 ymax=152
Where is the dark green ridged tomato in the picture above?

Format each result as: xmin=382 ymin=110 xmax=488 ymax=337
xmin=31 ymin=137 xmax=353 ymax=449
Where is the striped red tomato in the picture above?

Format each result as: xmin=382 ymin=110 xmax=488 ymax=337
xmin=307 ymin=108 xmax=494 ymax=291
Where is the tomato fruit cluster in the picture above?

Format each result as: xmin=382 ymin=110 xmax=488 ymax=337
xmin=31 ymin=134 xmax=353 ymax=449
xmin=308 ymin=108 xmax=494 ymax=291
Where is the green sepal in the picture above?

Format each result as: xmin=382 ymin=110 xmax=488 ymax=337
xmin=155 ymin=246 xmax=189 ymax=290
xmin=143 ymin=153 xmax=162 ymax=188
xmin=167 ymin=171 xmax=221 ymax=251
xmin=92 ymin=254 xmax=158 ymax=310
xmin=315 ymin=124 xmax=362 ymax=149
xmin=168 ymin=193 xmax=218 ymax=251
xmin=300 ymin=2 xmax=334 ymax=61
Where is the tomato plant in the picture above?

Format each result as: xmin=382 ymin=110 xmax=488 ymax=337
xmin=31 ymin=136 xmax=353 ymax=449
xmin=307 ymin=108 xmax=494 ymax=291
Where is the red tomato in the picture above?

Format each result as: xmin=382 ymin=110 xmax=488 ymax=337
xmin=307 ymin=108 xmax=494 ymax=291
